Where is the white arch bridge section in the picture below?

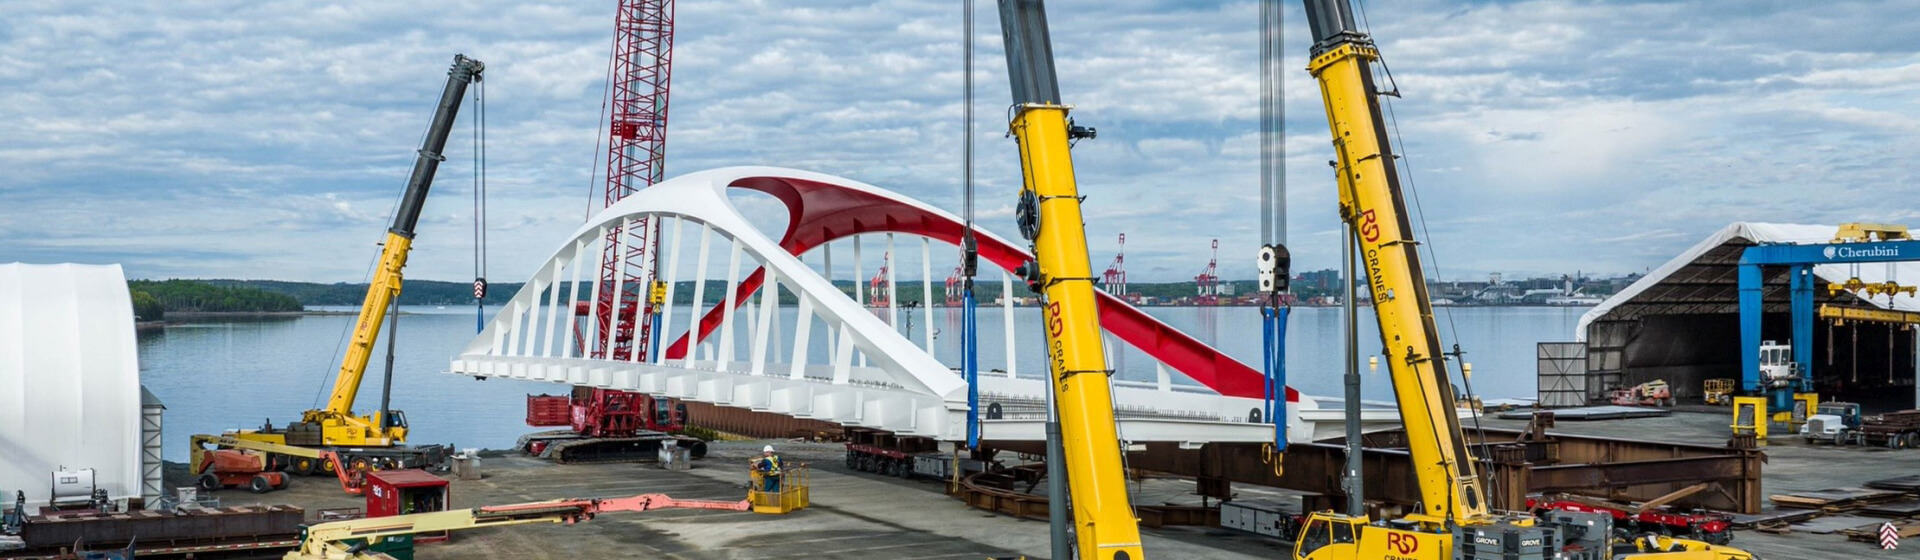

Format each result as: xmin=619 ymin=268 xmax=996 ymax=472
xmin=450 ymin=167 xmax=1377 ymax=445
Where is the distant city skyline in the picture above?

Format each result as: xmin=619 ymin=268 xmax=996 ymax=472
xmin=4 ymin=1 xmax=1916 ymax=284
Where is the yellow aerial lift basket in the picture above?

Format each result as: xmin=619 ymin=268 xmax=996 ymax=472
xmin=1702 ymin=379 xmax=1735 ymax=405
xmin=749 ymin=464 xmax=809 ymax=514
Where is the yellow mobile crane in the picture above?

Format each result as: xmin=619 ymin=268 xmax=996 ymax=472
xmin=221 ymin=55 xmax=484 ymax=475
xmin=1292 ymin=1 xmax=1753 ymax=559
xmin=993 ymin=2 xmax=1144 ymax=559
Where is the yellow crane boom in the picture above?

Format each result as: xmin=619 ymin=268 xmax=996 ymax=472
xmin=1292 ymin=1 xmax=1755 ymax=559
xmin=231 ymin=55 xmax=483 ymax=454
xmin=995 ymin=1 xmax=1144 ymax=558
xmin=310 ymin=54 xmax=487 ymax=443
xmin=1302 ymin=0 xmax=1485 ymax=525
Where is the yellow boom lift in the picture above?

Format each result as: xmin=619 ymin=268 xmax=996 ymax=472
xmin=215 ymin=55 xmax=485 ymax=476
xmin=1292 ymin=1 xmax=1754 ymax=558
xmin=994 ymin=1 xmax=1144 ymax=559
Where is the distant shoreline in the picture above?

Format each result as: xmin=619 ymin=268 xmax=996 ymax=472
xmin=169 ymin=310 xmax=357 ymax=317
xmin=137 ymin=309 xmax=366 ymax=330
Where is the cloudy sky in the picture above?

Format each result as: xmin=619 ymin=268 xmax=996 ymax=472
xmin=3 ymin=0 xmax=1917 ymax=285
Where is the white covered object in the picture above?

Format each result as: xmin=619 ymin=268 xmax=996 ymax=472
xmin=0 ymin=263 xmax=143 ymax=504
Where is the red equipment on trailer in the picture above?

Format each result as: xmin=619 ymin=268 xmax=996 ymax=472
xmin=1532 ymin=499 xmax=1734 ymax=545
xmin=194 ymin=449 xmax=289 ymax=494
xmin=365 ymin=469 xmax=451 ymax=543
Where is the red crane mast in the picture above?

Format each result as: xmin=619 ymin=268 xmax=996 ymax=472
xmin=523 ymin=0 xmax=704 ymax=465
xmin=590 ymin=0 xmax=676 ymax=362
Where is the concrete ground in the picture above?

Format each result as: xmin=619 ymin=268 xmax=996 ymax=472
xmin=183 ymin=410 xmax=1920 ymax=559
xmin=187 ymin=441 xmax=1283 ymax=559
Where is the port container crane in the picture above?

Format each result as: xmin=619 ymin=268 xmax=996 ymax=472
xmin=1291 ymin=1 xmax=1753 ymax=558
xmin=1101 ymin=233 xmax=1128 ymax=300
xmin=1195 ymin=239 xmax=1221 ymax=305
xmin=220 ymin=55 xmax=483 ymax=474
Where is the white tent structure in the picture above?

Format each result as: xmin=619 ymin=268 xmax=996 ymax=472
xmin=1571 ymin=223 xmax=1919 ymax=408
xmin=0 ymin=263 xmax=146 ymax=508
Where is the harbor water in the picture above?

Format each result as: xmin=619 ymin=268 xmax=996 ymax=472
xmin=139 ymin=304 xmax=1592 ymax=461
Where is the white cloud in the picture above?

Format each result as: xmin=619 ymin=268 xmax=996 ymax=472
xmin=2 ymin=0 xmax=1919 ymax=285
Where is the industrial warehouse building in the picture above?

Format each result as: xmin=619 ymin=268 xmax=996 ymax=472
xmin=0 ymin=263 xmax=162 ymax=509
xmin=1571 ymin=223 xmax=1919 ymax=412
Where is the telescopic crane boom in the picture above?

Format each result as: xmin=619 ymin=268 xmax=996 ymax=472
xmin=1292 ymin=2 xmax=1754 ymax=559
xmin=995 ymin=2 xmax=1144 ymax=559
xmin=225 ymin=55 xmax=482 ymax=471
xmin=312 ymin=53 xmax=486 ymax=442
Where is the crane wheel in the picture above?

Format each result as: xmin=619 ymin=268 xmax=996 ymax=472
xmin=197 ymin=473 xmax=221 ymax=491
xmin=249 ymin=475 xmax=273 ymax=494
xmin=321 ymin=458 xmax=337 ymax=474
xmin=291 ymin=457 xmax=315 ymax=476
xmin=349 ymin=456 xmax=373 ymax=473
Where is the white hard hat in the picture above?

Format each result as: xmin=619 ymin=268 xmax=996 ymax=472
xmin=763 ymin=445 xmax=775 ymax=453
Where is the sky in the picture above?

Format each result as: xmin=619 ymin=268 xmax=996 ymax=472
xmin=3 ymin=0 xmax=1918 ymax=285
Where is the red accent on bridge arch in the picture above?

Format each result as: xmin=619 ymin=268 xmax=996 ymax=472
xmin=664 ymin=176 xmax=1293 ymax=402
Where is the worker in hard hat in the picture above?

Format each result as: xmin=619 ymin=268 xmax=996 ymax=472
xmin=752 ymin=445 xmax=783 ymax=492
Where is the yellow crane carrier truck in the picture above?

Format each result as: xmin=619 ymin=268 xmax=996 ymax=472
xmin=210 ymin=55 xmax=485 ymax=477
xmin=1290 ymin=1 xmax=1755 ymax=558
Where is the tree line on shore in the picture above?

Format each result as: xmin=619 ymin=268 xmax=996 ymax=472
xmin=128 ymin=279 xmax=302 ymax=320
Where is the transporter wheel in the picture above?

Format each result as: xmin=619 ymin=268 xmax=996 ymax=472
xmin=845 ymin=451 xmax=858 ymax=469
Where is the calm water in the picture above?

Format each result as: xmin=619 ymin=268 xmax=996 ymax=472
xmin=139 ymin=304 xmax=1591 ymax=461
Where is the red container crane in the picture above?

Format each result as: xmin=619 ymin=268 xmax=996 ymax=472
xmin=1195 ymin=239 xmax=1221 ymax=305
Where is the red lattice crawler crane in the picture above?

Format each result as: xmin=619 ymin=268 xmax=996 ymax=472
xmin=525 ymin=0 xmax=704 ymax=464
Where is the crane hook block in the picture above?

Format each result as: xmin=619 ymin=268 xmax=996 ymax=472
xmin=1258 ymin=244 xmax=1291 ymax=295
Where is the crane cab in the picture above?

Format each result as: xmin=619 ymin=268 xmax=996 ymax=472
xmin=1293 ymin=512 xmax=1452 ymax=560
